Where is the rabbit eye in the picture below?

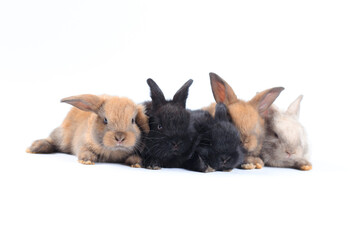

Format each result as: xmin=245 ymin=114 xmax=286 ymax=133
xmin=274 ymin=132 xmax=279 ymax=138
xmin=103 ymin=118 xmax=108 ymax=125
xmin=131 ymin=118 xmax=135 ymax=124
xmin=157 ymin=124 xmax=163 ymax=130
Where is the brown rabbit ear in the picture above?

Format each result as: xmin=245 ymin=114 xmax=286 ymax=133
xmin=286 ymin=95 xmax=303 ymax=119
xmin=209 ymin=72 xmax=238 ymax=105
xmin=249 ymin=87 xmax=284 ymax=118
xmin=61 ymin=94 xmax=103 ymax=113
xmin=136 ymin=105 xmax=150 ymax=133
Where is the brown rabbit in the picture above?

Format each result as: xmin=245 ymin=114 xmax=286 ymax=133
xmin=204 ymin=73 xmax=284 ymax=169
xmin=27 ymin=94 xmax=149 ymax=167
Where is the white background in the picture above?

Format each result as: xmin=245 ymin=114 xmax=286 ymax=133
xmin=1 ymin=0 xmax=359 ymax=239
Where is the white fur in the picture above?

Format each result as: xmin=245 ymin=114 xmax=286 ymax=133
xmin=271 ymin=105 xmax=309 ymax=159
xmin=261 ymin=95 xmax=311 ymax=169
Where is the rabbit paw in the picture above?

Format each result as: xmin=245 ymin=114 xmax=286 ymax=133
xmin=27 ymin=139 xmax=56 ymax=154
xmin=146 ymin=166 xmax=161 ymax=170
xmin=78 ymin=151 xmax=97 ymax=165
xmin=205 ymin=166 xmax=215 ymax=173
xmin=131 ymin=163 xmax=142 ymax=168
xmin=242 ymin=156 xmax=264 ymax=169
xmin=255 ymin=162 xmax=264 ymax=169
xmin=300 ymin=165 xmax=312 ymax=171
xmin=241 ymin=163 xmax=256 ymax=170
xmin=78 ymin=159 xmax=95 ymax=165
xmin=252 ymin=157 xmax=264 ymax=169
xmin=125 ymin=155 xmax=143 ymax=168
xmin=295 ymin=159 xmax=312 ymax=171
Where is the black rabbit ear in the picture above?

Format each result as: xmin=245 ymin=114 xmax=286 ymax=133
xmin=173 ymin=79 xmax=193 ymax=108
xmin=147 ymin=78 xmax=166 ymax=109
xmin=214 ymin=103 xmax=229 ymax=122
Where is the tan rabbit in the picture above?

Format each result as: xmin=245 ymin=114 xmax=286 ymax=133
xmin=204 ymin=73 xmax=284 ymax=169
xmin=27 ymin=94 xmax=149 ymax=167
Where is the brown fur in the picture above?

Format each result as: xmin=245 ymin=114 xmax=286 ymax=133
xmin=205 ymin=73 xmax=284 ymax=169
xmin=27 ymin=94 xmax=149 ymax=166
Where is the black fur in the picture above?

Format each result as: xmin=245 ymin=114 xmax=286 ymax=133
xmin=142 ymin=79 xmax=198 ymax=169
xmin=185 ymin=103 xmax=246 ymax=172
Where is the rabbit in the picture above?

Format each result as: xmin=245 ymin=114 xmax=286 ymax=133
xmin=261 ymin=95 xmax=312 ymax=170
xmin=27 ymin=94 xmax=150 ymax=167
xmin=184 ymin=103 xmax=246 ymax=173
xmin=203 ymin=72 xmax=284 ymax=170
xmin=142 ymin=78 xmax=198 ymax=169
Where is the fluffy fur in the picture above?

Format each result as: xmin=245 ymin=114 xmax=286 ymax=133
xmin=27 ymin=94 xmax=149 ymax=166
xmin=185 ymin=103 xmax=246 ymax=172
xmin=142 ymin=78 xmax=198 ymax=169
xmin=261 ymin=95 xmax=312 ymax=170
xmin=204 ymin=72 xmax=284 ymax=170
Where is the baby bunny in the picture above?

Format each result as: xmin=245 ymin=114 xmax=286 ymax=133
xmin=261 ymin=95 xmax=312 ymax=170
xmin=204 ymin=72 xmax=284 ymax=170
xmin=142 ymin=78 xmax=198 ymax=169
xmin=27 ymin=94 xmax=149 ymax=167
xmin=185 ymin=103 xmax=246 ymax=173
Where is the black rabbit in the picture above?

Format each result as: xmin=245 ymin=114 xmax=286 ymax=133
xmin=185 ymin=103 xmax=246 ymax=172
xmin=142 ymin=78 xmax=198 ymax=169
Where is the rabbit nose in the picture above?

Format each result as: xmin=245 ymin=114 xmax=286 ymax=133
xmin=172 ymin=141 xmax=180 ymax=149
xmin=115 ymin=132 xmax=126 ymax=144
xmin=285 ymin=150 xmax=296 ymax=157
xmin=219 ymin=156 xmax=229 ymax=165
xmin=222 ymin=156 xmax=230 ymax=164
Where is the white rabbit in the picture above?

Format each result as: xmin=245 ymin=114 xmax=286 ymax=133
xmin=261 ymin=95 xmax=312 ymax=170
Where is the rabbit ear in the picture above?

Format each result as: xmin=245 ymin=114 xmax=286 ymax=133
xmin=61 ymin=94 xmax=103 ymax=113
xmin=173 ymin=79 xmax=193 ymax=108
xmin=286 ymin=95 xmax=303 ymax=119
xmin=214 ymin=103 xmax=229 ymax=122
xmin=209 ymin=72 xmax=238 ymax=105
xmin=147 ymin=78 xmax=166 ymax=109
xmin=249 ymin=87 xmax=284 ymax=118
xmin=136 ymin=105 xmax=150 ymax=133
